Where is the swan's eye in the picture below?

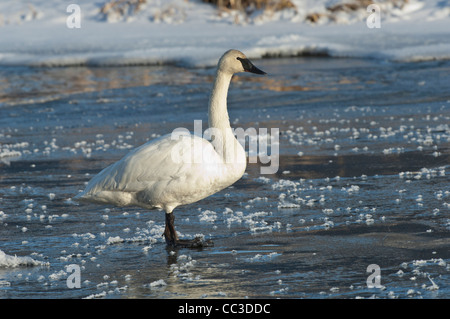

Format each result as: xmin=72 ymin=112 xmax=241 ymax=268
xmin=237 ymin=57 xmax=250 ymax=70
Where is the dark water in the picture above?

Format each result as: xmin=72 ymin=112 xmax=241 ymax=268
xmin=0 ymin=57 xmax=449 ymax=299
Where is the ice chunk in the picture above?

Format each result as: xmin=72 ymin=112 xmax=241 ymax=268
xmin=149 ymin=279 xmax=167 ymax=288
xmin=0 ymin=249 xmax=48 ymax=267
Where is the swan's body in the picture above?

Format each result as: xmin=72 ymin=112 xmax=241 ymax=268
xmin=77 ymin=132 xmax=245 ymax=212
xmin=75 ymin=50 xmax=266 ymax=247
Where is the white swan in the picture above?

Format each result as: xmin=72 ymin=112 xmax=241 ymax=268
xmin=75 ymin=50 xmax=266 ymax=247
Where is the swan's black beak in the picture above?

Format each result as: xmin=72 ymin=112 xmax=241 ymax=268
xmin=237 ymin=57 xmax=267 ymax=75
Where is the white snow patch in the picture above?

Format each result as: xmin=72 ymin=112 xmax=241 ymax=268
xmin=0 ymin=0 xmax=448 ymax=67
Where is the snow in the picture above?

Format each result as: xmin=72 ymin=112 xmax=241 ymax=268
xmin=0 ymin=0 xmax=449 ymax=67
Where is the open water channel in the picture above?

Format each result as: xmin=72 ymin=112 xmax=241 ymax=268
xmin=0 ymin=57 xmax=449 ymax=299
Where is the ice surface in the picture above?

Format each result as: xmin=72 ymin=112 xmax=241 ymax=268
xmin=0 ymin=56 xmax=449 ymax=299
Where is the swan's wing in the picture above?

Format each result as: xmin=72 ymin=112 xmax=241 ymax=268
xmin=75 ymin=133 xmax=231 ymax=210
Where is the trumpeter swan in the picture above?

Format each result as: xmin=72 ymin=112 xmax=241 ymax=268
xmin=75 ymin=50 xmax=266 ymax=247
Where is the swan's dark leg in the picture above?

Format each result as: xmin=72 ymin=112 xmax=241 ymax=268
xmin=164 ymin=213 xmax=178 ymax=246
xmin=163 ymin=212 xmax=213 ymax=248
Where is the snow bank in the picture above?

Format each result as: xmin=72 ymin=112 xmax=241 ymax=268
xmin=0 ymin=0 xmax=449 ymax=67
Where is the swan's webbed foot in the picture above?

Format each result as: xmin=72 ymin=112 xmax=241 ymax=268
xmin=174 ymin=237 xmax=214 ymax=248
xmin=164 ymin=213 xmax=213 ymax=248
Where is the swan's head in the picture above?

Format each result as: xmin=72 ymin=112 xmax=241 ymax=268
xmin=218 ymin=50 xmax=266 ymax=75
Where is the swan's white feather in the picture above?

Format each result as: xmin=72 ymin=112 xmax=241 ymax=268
xmin=76 ymin=132 xmax=246 ymax=212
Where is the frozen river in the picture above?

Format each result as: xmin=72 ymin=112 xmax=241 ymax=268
xmin=0 ymin=57 xmax=449 ymax=299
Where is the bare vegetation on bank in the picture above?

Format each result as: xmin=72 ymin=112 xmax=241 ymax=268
xmin=98 ymin=0 xmax=412 ymax=24
xmin=100 ymin=0 xmax=147 ymax=21
xmin=205 ymin=0 xmax=411 ymax=23
xmin=305 ymin=0 xmax=410 ymax=23
xmin=203 ymin=0 xmax=295 ymax=14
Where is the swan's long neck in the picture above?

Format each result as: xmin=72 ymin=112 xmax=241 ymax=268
xmin=207 ymin=69 xmax=245 ymax=166
xmin=208 ymin=69 xmax=232 ymax=130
